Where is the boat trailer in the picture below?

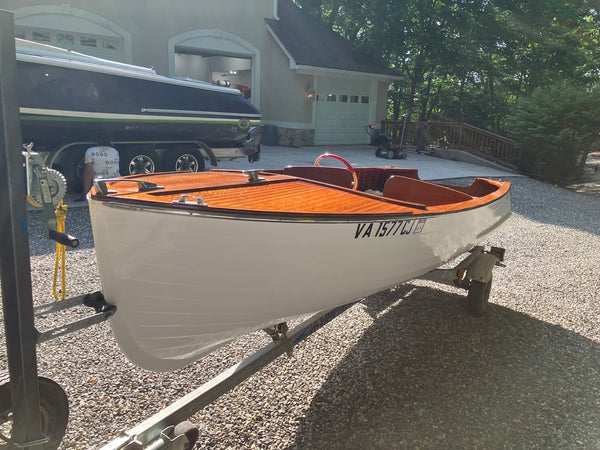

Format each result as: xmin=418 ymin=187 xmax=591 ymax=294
xmin=0 ymin=13 xmax=505 ymax=448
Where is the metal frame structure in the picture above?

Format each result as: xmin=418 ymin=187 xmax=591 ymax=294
xmin=0 ymin=9 xmax=47 ymax=447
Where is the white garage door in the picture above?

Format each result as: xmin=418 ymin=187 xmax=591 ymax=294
xmin=314 ymin=77 xmax=373 ymax=145
xmin=15 ymin=26 xmax=124 ymax=62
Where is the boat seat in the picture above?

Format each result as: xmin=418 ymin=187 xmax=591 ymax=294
xmin=282 ymin=166 xmax=355 ymax=189
xmin=383 ymin=175 xmax=473 ymax=206
xmin=356 ymin=167 xmax=420 ymax=191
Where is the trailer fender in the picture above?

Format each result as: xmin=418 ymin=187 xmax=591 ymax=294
xmin=195 ymin=142 xmax=218 ymax=167
xmin=467 ymin=253 xmax=501 ymax=283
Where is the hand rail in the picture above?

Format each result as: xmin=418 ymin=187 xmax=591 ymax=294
xmin=381 ymin=121 xmax=521 ymax=170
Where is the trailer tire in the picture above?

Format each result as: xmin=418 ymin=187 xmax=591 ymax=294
xmin=173 ymin=421 xmax=199 ymax=448
xmin=467 ymin=278 xmax=492 ymax=316
xmin=55 ymin=150 xmax=86 ymax=193
xmin=122 ymin=148 xmax=160 ymax=175
xmin=0 ymin=376 xmax=69 ymax=449
xmin=162 ymin=147 xmax=205 ymax=173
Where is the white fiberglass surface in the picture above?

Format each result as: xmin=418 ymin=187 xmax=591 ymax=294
xmin=89 ymin=194 xmax=509 ymax=371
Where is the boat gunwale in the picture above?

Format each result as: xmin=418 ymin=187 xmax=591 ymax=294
xmin=90 ymin=180 xmax=511 ymax=223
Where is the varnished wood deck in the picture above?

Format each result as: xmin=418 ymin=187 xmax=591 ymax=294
xmin=91 ymin=167 xmax=510 ymax=217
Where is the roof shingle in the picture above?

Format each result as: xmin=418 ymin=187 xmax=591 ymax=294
xmin=266 ymin=0 xmax=400 ymax=77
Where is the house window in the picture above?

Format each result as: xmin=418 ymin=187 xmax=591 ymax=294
xmin=103 ymin=40 xmax=119 ymax=50
xmin=350 ymin=95 xmax=359 ymax=103
xmin=15 ymin=26 xmax=124 ymax=62
xmin=80 ymin=36 xmax=98 ymax=47
xmin=32 ymin=31 xmax=51 ymax=43
xmin=57 ymin=33 xmax=74 ymax=46
xmin=327 ymin=94 xmax=336 ymax=102
xmin=339 ymin=94 xmax=348 ymax=103
xmin=361 ymin=96 xmax=369 ymax=104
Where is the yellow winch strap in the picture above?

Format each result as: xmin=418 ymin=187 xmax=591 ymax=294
xmin=52 ymin=201 xmax=68 ymax=301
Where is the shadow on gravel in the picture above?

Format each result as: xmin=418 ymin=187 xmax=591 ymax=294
xmin=292 ymin=284 xmax=600 ymax=449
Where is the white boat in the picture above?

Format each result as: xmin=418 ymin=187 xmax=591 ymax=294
xmin=88 ymin=155 xmax=511 ymax=371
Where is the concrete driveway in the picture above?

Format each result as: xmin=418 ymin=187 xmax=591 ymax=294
xmin=63 ymin=144 xmax=518 ymax=208
xmin=215 ymin=144 xmax=518 ymax=180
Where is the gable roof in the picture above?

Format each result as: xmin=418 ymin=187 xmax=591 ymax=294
xmin=266 ymin=0 xmax=400 ymax=79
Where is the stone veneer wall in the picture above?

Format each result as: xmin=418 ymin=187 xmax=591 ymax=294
xmin=277 ymin=127 xmax=315 ymax=147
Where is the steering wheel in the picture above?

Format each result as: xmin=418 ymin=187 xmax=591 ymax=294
xmin=314 ymin=153 xmax=358 ymax=190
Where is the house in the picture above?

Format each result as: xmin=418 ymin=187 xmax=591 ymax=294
xmin=3 ymin=0 xmax=400 ymax=146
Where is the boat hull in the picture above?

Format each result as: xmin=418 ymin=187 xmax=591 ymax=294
xmin=89 ymin=192 xmax=510 ymax=371
xmin=16 ymin=55 xmax=260 ymax=151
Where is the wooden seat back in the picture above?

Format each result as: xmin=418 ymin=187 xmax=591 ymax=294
xmin=383 ymin=175 xmax=473 ymax=206
xmin=282 ymin=166 xmax=354 ymax=189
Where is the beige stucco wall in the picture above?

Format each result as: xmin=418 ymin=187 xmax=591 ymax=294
xmin=4 ymin=0 xmax=274 ymax=72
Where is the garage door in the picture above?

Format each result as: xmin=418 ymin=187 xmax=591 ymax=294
xmin=314 ymin=77 xmax=373 ymax=145
xmin=15 ymin=26 xmax=124 ymax=62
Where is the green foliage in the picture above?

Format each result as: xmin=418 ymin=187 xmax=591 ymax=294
xmin=294 ymin=0 xmax=600 ymax=137
xmin=507 ymin=82 xmax=600 ymax=184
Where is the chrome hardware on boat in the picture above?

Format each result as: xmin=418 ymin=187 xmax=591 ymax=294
xmin=174 ymin=195 xmax=207 ymax=206
xmin=93 ymin=179 xmax=165 ymax=195
xmin=243 ymin=169 xmax=265 ymax=183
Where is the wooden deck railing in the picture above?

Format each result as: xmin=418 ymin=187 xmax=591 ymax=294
xmin=381 ymin=121 xmax=521 ymax=170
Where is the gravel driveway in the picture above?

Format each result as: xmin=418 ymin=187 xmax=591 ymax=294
xmin=0 ymin=175 xmax=599 ymax=449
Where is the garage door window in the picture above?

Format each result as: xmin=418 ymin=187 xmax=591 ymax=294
xmin=350 ymin=95 xmax=359 ymax=103
xmin=327 ymin=94 xmax=336 ymax=102
xmin=361 ymin=96 xmax=369 ymax=104
xmin=16 ymin=26 xmax=124 ymax=61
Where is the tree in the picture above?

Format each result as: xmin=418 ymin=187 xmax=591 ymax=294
xmin=293 ymin=0 xmax=600 ymax=140
xmin=507 ymin=82 xmax=600 ymax=184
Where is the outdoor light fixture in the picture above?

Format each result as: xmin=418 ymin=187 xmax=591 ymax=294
xmin=305 ymin=86 xmax=315 ymax=102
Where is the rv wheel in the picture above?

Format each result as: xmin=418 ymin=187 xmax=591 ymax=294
xmin=0 ymin=376 xmax=69 ymax=449
xmin=163 ymin=147 xmax=205 ymax=172
xmin=122 ymin=148 xmax=160 ymax=175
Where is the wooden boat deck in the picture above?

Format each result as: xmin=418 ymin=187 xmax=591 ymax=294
xmin=90 ymin=166 xmax=510 ymax=217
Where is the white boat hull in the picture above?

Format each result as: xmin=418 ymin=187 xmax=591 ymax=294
xmin=89 ymin=192 xmax=510 ymax=371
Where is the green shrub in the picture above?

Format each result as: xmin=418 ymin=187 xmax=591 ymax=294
xmin=507 ymin=82 xmax=600 ymax=184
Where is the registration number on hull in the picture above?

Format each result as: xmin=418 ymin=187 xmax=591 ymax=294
xmin=354 ymin=218 xmax=427 ymax=239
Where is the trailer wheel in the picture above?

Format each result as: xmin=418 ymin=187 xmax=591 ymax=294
xmin=55 ymin=150 xmax=85 ymax=193
xmin=122 ymin=148 xmax=160 ymax=175
xmin=467 ymin=277 xmax=492 ymax=316
xmin=0 ymin=376 xmax=69 ymax=449
xmin=163 ymin=147 xmax=205 ymax=172
xmin=173 ymin=421 xmax=199 ymax=448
